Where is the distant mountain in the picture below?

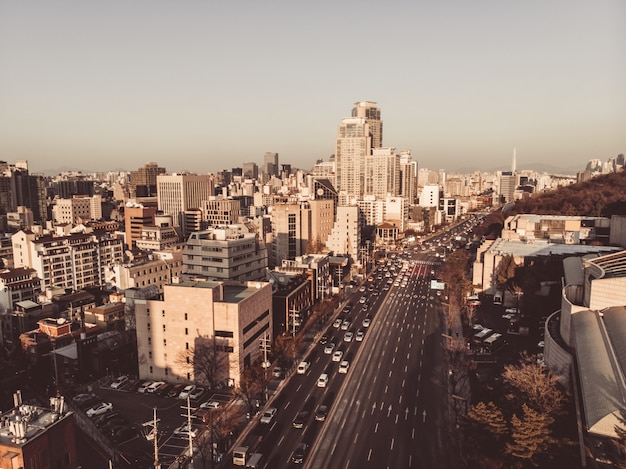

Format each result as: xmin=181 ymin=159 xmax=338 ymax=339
xmin=36 ymin=166 xmax=129 ymax=177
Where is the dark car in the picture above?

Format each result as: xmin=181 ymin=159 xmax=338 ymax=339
xmin=167 ymin=384 xmax=185 ymax=398
xmin=319 ymin=335 xmax=328 ymax=345
xmin=291 ymin=442 xmax=308 ymax=464
xmin=78 ymin=397 xmax=102 ymax=410
xmin=101 ymin=417 xmax=128 ymax=433
xmin=154 ymin=383 xmax=172 ymax=396
xmin=292 ymin=411 xmax=309 ymax=429
xmin=94 ymin=411 xmax=122 ymax=427
xmin=112 ymin=426 xmax=136 ymax=443
xmin=314 ymin=405 xmax=328 ymax=422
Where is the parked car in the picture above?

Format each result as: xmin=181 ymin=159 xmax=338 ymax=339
xmin=200 ymin=400 xmax=220 ymax=410
xmin=137 ymin=381 xmax=154 ymax=393
xmin=260 ymin=407 xmax=277 ymax=424
xmin=173 ymin=423 xmax=197 ymax=438
xmin=111 ymin=426 xmax=136 ymax=443
xmin=168 ymin=384 xmax=185 ymax=398
xmin=178 ymin=385 xmax=196 ymax=399
xmin=110 ymin=375 xmax=129 ymax=389
xmin=146 ymin=381 xmax=166 ymax=393
xmin=272 ymin=366 xmax=283 ymax=378
xmin=86 ymin=402 xmax=113 ymax=418
xmin=78 ymin=397 xmax=102 ymax=410
xmin=188 ymin=387 xmax=205 ymax=400
xmin=94 ymin=411 xmax=122 ymax=427
xmin=154 ymin=383 xmax=173 ymax=396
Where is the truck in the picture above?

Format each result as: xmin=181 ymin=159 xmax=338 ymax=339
xmin=232 ymin=434 xmax=262 ymax=466
xmin=493 ymin=290 xmax=504 ymax=305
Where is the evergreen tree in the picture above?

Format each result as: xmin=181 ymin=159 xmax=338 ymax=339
xmin=505 ymin=404 xmax=554 ymax=466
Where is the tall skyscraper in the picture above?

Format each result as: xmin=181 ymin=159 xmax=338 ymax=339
xmin=335 ymin=101 xmax=383 ymax=203
xmin=263 ymin=152 xmax=279 ymax=179
xmin=129 ymin=162 xmax=166 ymax=197
xmin=157 ymin=173 xmax=215 ymax=235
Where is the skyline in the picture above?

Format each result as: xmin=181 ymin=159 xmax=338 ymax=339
xmin=1 ymin=1 xmax=625 ymax=176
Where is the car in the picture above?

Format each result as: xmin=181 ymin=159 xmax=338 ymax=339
xmin=292 ymin=411 xmax=309 ymax=429
xmin=110 ymin=375 xmax=129 ymax=389
xmin=362 ymin=317 xmax=371 ymax=328
xmin=188 ymin=387 xmax=205 ymax=400
xmin=324 ymin=343 xmax=335 ymax=354
xmin=355 ymin=330 xmax=365 ymax=341
xmin=332 ymin=350 xmax=343 ymax=362
xmin=538 ymin=341 xmax=545 ymax=348
xmin=297 ymin=361 xmax=310 ymax=374
xmin=111 ymin=426 xmax=136 ymax=443
xmin=472 ymin=323 xmax=485 ymax=331
xmin=273 ymin=366 xmax=283 ymax=378
xmin=86 ymin=402 xmax=113 ymax=418
xmin=359 ymin=286 xmax=366 ymax=292
xmin=359 ymin=296 xmax=366 ymax=304
xmin=146 ymin=381 xmax=166 ymax=393
xmin=173 ymin=423 xmax=197 ymax=438
xmin=338 ymin=360 xmax=349 ymax=374
xmin=137 ymin=381 xmax=154 ymax=393
xmin=77 ymin=396 xmax=102 ymax=410
xmin=502 ymin=313 xmax=516 ymax=320
xmin=101 ymin=417 xmax=128 ymax=433
xmin=94 ymin=411 xmax=122 ymax=427
xmin=154 ymin=383 xmax=173 ymax=396
xmin=314 ymin=405 xmax=328 ymax=421
xmin=317 ymin=373 xmax=329 ymax=388
xmin=343 ymin=332 xmax=353 ymax=342
xmin=72 ymin=393 xmax=96 ymax=405
xmin=200 ymin=400 xmax=220 ymax=409
xmin=319 ymin=335 xmax=328 ymax=345
xmin=340 ymin=320 xmax=350 ymax=331
xmin=168 ymin=384 xmax=185 ymax=398
xmin=332 ymin=318 xmax=342 ymax=329
xmin=342 ymin=306 xmax=351 ymax=314
xmin=260 ymin=407 xmax=277 ymax=424
xmin=178 ymin=385 xmax=196 ymax=399
xmin=291 ymin=442 xmax=308 ymax=464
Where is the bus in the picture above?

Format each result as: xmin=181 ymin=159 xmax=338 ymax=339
xmin=472 ymin=328 xmax=494 ymax=347
xmin=483 ymin=332 xmax=506 ymax=353
xmin=493 ymin=290 xmax=504 ymax=305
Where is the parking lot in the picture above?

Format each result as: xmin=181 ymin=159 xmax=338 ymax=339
xmin=73 ymin=378 xmax=234 ymax=467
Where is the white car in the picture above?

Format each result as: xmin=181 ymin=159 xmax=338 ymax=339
xmin=86 ymin=402 xmax=113 ymax=418
xmin=332 ymin=350 xmax=343 ymax=362
xmin=137 ymin=380 xmax=154 ymax=393
xmin=343 ymin=332 xmax=353 ymax=342
xmin=174 ymin=424 xmax=197 ymax=438
xmin=260 ymin=407 xmax=277 ymax=424
xmin=338 ymin=360 xmax=350 ymax=374
xmin=355 ymin=330 xmax=365 ymax=342
xmin=297 ymin=361 xmax=310 ymax=374
xmin=324 ymin=343 xmax=335 ymax=354
xmin=178 ymin=385 xmax=196 ymax=399
xmin=340 ymin=320 xmax=350 ymax=331
xmin=110 ymin=375 xmax=129 ymax=389
xmin=332 ymin=318 xmax=342 ymax=328
xmin=200 ymin=400 xmax=220 ymax=409
xmin=362 ymin=318 xmax=371 ymax=328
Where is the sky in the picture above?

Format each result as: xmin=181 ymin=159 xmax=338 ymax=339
xmin=1 ymin=1 xmax=625 ymax=176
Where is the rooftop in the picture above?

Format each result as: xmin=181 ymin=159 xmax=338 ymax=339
xmin=0 ymin=394 xmax=71 ymax=447
xmin=485 ymin=238 xmax=621 ymax=259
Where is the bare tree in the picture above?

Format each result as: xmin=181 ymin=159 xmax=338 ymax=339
xmin=232 ymin=360 xmax=265 ymax=418
xmin=273 ymin=333 xmax=302 ymax=371
xmin=176 ymin=335 xmax=228 ymax=388
xmin=195 ymin=404 xmax=243 ymax=469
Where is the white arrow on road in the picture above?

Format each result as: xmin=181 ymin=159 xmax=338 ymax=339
xmin=422 ymin=409 xmax=427 ymax=423
xmin=405 ymin=407 xmax=409 ymax=420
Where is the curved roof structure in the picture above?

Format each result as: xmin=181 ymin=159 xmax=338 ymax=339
xmin=572 ymin=307 xmax=626 ymax=437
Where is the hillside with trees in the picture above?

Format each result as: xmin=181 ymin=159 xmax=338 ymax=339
xmin=513 ymin=170 xmax=626 ymax=217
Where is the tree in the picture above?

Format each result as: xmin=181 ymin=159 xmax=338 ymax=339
xmin=273 ymin=333 xmax=302 ymax=370
xmin=231 ymin=359 xmax=265 ymax=418
xmin=502 ymin=352 xmax=566 ymax=419
xmin=611 ymin=410 xmax=626 ymax=468
xmin=196 ymin=404 xmax=242 ymax=469
xmin=505 ymin=404 xmax=554 ymax=466
xmin=176 ymin=336 xmax=228 ymax=389
xmin=495 ymin=255 xmax=517 ymax=291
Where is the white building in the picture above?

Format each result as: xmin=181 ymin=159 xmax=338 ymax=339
xmin=326 ymin=206 xmax=361 ymax=261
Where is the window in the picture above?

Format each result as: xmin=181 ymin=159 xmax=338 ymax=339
xmin=163 ymin=339 xmax=167 ymax=346
xmin=185 ymin=342 xmax=189 ymax=349
xmin=163 ymin=324 xmax=166 ymax=332
xmin=149 ymin=351 xmax=152 ymax=359
xmin=162 ymin=310 xmax=165 ymax=317
xmin=148 ymin=337 xmax=151 ymax=345
xmin=150 ymin=366 xmax=153 ymax=373
xmin=184 ymin=313 xmax=188 ymax=320
xmin=185 ymin=328 xmax=188 ymax=335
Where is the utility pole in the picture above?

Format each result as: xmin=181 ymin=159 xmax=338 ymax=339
xmin=180 ymin=396 xmax=196 ymax=466
xmin=141 ymin=407 xmax=161 ymax=468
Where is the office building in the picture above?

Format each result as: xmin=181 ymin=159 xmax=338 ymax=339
xmin=156 ymin=173 xmax=215 ymax=234
xmin=52 ymin=195 xmax=102 ymax=225
xmin=134 ymin=279 xmax=272 ymax=386
xmin=129 ymin=162 xmax=166 ymax=197
xmin=269 ymin=198 xmax=312 ymax=267
xmin=263 ymin=152 xmax=279 ymax=179
xmin=182 ymin=225 xmax=268 ymax=282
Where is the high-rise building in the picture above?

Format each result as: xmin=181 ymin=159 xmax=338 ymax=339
xmin=243 ymin=162 xmax=259 ymax=179
xmin=365 ymin=148 xmax=401 ymax=199
xmin=269 ymin=198 xmax=312 ymax=267
xmin=52 ymin=195 xmax=102 ymax=225
xmin=263 ymin=152 xmax=279 ymax=179
xmin=351 ymin=101 xmax=382 ymax=148
xmin=335 ymin=117 xmax=371 ymax=203
xmin=124 ymin=203 xmax=158 ymax=249
xmin=129 ymin=162 xmax=166 ymax=197
xmin=399 ymin=150 xmax=418 ymax=204
xmin=156 ymin=173 xmax=215 ymax=235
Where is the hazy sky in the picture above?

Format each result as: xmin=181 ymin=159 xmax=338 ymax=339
xmin=1 ymin=1 xmax=624 ymax=175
